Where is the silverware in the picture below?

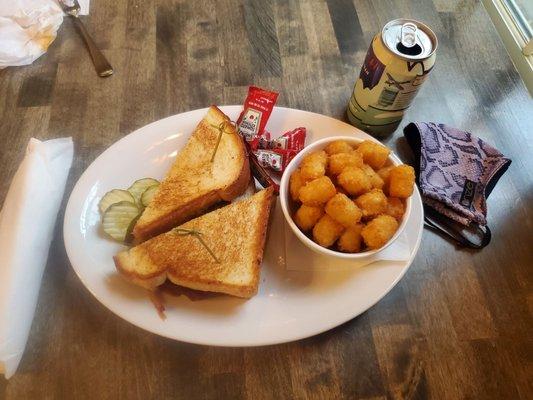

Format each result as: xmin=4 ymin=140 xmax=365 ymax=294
xmin=59 ymin=0 xmax=113 ymax=77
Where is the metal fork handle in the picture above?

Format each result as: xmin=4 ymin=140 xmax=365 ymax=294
xmin=72 ymin=17 xmax=113 ymax=77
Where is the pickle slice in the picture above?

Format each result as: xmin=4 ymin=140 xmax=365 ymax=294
xmin=124 ymin=213 xmax=141 ymax=245
xmin=102 ymin=201 xmax=140 ymax=242
xmin=141 ymin=184 xmax=159 ymax=207
xmin=99 ymin=189 xmax=135 ymax=214
xmin=128 ymin=178 xmax=160 ymax=206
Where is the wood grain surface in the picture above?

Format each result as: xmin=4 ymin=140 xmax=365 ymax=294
xmin=1 ymin=0 xmax=532 ymax=399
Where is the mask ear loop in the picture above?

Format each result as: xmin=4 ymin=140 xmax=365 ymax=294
xmin=423 ymin=206 xmax=491 ymax=249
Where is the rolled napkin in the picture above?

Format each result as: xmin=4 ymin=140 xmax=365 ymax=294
xmin=404 ymin=122 xmax=511 ymax=247
xmin=0 ymin=138 xmax=73 ymax=379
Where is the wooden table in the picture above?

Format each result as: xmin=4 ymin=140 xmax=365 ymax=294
xmin=1 ymin=0 xmax=531 ymax=398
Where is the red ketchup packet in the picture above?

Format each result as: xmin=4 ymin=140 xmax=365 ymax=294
xmin=254 ymin=148 xmax=297 ymax=173
xmin=236 ymin=86 xmax=307 ymax=191
xmin=252 ymin=127 xmax=306 ymax=172
xmin=237 ymin=86 xmax=279 ymax=141
xmin=260 ymin=127 xmax=306 ymax=151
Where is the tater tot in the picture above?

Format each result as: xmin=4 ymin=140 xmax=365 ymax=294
xmin=386 ymin=197 xmax=405 ymax=220
xmin=388 ymin=165 xmax=415 ymax=198
xmin=337 ymin=167 xmax=372 ymax=196
xmin=300 ymin=151 xmax=327 ymax=181
xmin=377 ymin=166 xmax=394 ymax=188
xmin=335 ymin=184 xmax=349 ymax=196
xmin=355 ymin=189 xmax=388 ymax=218
xmin=299 ymin=176 xmax=337 ymax=206
xmin=289 ymin=169 xmax=304 ymax=202
xmin=356 ymin=140 xmax=391 ymax=169
xmin=324 ymin=140 xmax=353 ymax=155
xmin=328 ymin=151 xmax=363 ymax=175
xmin=312 ymin=214 xmax=344 ymax=248
xmin=361 ymin=215 xmax=399 ymax=250
xmin=294 ymin=204 xmax=324 ymax=231
xmin=338 ymin=224 xmax=363 ymax=252
xmin=325 ymin=193 xmax=362 ymax=228
xmin=361 ymin=164 xmax=384 ymax=189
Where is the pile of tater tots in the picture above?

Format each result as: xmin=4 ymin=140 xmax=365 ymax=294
xmin=289 ymin=139 xmax=415 ymax=253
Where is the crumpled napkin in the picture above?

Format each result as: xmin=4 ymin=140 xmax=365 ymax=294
xmin=0 ymin=0 xmax=91 ymax=69
xmin=0 ymin=0 xmax=63 ymax=68
xmin=0 ymin=138 xmax=73 ymax=379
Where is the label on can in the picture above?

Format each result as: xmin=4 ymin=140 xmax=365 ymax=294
xmin=376 ymin=70 xmax=431 ymax=109
xmin=360 ymin=45 xmax=385 ymax=90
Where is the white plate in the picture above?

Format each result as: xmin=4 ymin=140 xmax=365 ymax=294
xmin=64 ymin=106 xmax=424 ymax=347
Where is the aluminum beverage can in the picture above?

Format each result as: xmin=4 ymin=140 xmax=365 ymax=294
xmin=347 ymin=19 xmax=438 ymax=137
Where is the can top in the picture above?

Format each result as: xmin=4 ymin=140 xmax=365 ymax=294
xmin=381 ymin=18 xmax=437 ymax=60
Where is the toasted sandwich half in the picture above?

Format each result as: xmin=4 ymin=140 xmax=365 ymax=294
xmin=132 ymin=106 xmax=250 ymax=243
xmin=115 ymin=187 xmax=274 ymax=298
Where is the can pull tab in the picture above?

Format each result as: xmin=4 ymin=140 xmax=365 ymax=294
xmin=400 ymin=22 xmax=418 ymax=47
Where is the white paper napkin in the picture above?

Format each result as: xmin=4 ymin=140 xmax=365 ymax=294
xmin=76 ymin=0 xmax=90 ymax=15
xmin=0 ymin=138 xmax=73 ymax=379
xmin=0 ymin=0 xmax=91 ymax=69
xmin=284 ymin=221 xmax=410 ymax=272
xmin=0 ymin=0 xmax=63 ymax=68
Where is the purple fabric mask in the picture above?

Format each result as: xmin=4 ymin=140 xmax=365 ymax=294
xmin=404 ymin=122 xmax=511 ymax=227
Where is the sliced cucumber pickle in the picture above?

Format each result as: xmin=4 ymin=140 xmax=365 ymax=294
xmin=128 ymin=178 xmax=160 ymax=206
xmin=99 ymin=189 xmax=135 ymax=214
xmin=102 ymin=201 xmax=140 ymax=242
xmin=141 ymin=184 xmax=159 ymax=207
xmin=125 ymin=213 xmax=141 ymax=244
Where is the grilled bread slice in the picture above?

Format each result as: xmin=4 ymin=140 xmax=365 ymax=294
xmin=132 ymin=106 xmax=250 ymax=243
xmin=115 ymin=187 xmax=274 ymax=298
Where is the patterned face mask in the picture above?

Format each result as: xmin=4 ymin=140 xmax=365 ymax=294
xmin=404 ymin=122 xmax=511 ymax=248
